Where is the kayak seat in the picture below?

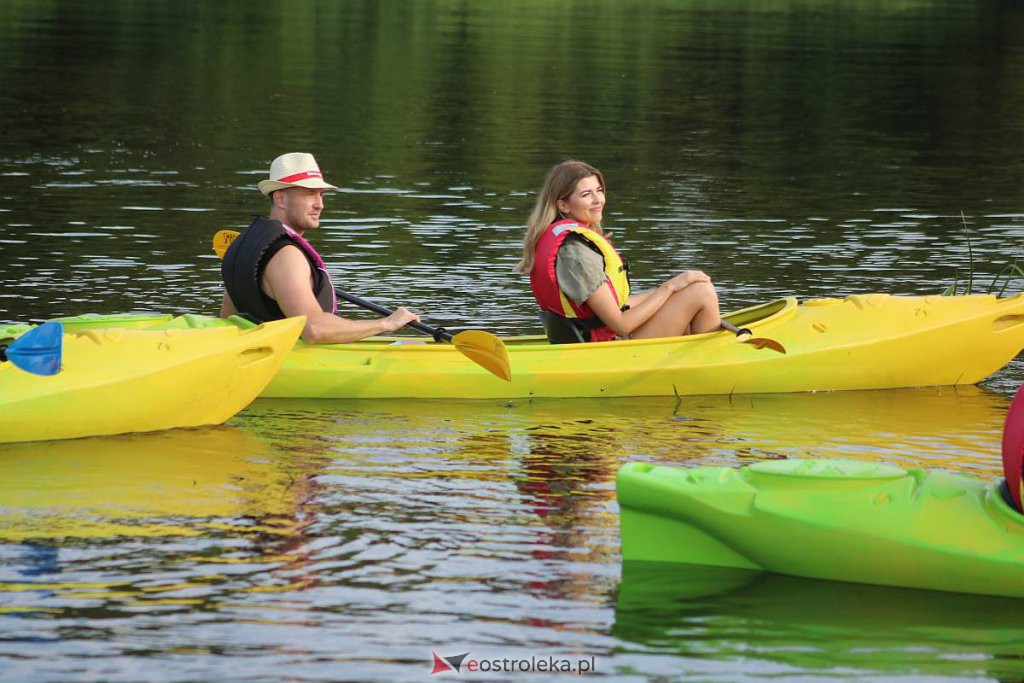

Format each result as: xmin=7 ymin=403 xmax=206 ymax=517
xmin=538 ymin=310 xmax=588 ymax=345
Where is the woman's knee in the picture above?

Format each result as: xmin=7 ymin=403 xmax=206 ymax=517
xmin=675 ymin=281 xmax=718 ymax=305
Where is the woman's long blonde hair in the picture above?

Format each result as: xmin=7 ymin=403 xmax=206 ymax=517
xmin=514 ymin=159 xmax=606 ymax=274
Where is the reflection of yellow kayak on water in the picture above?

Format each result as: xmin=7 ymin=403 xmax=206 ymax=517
xmin=0 ymin=427 xmax=299 ymax=540
xmin=26 ymin=293 xmax=1024 ymax=398
xmin=253 ymin=385 xmax=1008 ymax=475
xmin=665 ymin=385 xmax=1008 ymax=473
xmin=0 ymin=317 xmax=303 ymax=442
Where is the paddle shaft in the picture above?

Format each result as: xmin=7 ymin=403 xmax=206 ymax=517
xmin=337 ymin=290 xmax=453 ymax=343
xmin=720 ymin=319 xmax=752 ymax=337
xmin=720 ymin=318 xmax=786 ymax=353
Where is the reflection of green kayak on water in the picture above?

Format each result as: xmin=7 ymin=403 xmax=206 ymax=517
xmin=617 ymin=458 xmax=1024 ymax=598
xmin=615 ymin=561 xmax=1024 ymax=679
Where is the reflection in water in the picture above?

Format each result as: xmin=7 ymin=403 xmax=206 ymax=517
xmin=0 ymin=427 xmax=327 ymax=622
xmin=0 ymin=427 xmax=298 ymax=540
xmin=615 ymin=561 xmax=1024 ymax=680
xmin=0 ymin=385 xmax=1014 ymax=678
xmin=666 ymin=385 xmax=1009 ymax=476
xmin=260 ymin=382 xmax=1007 ymax=456
xmin=253 ymin=383 xmax=1010 ymax=476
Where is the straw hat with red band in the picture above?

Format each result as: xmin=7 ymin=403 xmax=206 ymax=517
xmin=257 ymin=152 xmax=338 ymax=196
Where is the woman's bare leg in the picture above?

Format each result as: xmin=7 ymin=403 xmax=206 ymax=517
xmin=631 ymin=281 xmax=720 ymax=339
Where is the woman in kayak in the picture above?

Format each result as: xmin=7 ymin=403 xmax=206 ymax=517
xmin=516 ymin=159 xmax=721 ymax=342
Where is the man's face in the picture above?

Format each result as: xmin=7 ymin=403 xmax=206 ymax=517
xmin=279 ymin=187 xmax=325 ymax=232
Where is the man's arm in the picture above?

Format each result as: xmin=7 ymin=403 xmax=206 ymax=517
xmin=219 ymin=291 xmax=238 ymax=318
xmin=263 ymin=245 xmax=418 ymax=344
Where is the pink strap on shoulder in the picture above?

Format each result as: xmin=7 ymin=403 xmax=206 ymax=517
xmin=282 ymin=225 xmax=338 ymax=314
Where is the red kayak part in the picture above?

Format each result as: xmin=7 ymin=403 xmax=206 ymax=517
xmin=1001 ymin=385 xmax=1024 ymax=513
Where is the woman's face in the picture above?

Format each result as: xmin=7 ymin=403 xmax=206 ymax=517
xmin=557 ymin=175 xmax=605 ymax=226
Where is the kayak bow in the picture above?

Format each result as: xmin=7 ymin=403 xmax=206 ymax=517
xmin=0 ymin=317 xmax=303 ymax=442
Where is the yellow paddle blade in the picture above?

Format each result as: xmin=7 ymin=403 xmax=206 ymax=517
xmin=212 ymin=229 xmax=241 ymax=258
xmin=452 ymin=330 xmax=512 ymax=381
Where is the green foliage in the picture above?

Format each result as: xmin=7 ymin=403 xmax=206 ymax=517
xmin=989 ymin=262 xmax=1024 ymax=297
xmin=944 ymin=211 xmax=1024 ymax=296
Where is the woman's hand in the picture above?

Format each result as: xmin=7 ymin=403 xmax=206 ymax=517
xmin=666 ymin=270 xmax=711 ymax=293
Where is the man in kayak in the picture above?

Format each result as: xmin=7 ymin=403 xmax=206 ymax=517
xmin=219 ymin=152 xmax=419 ymax=343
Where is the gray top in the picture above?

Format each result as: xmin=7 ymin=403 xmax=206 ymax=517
xmin=555 ymin=239 xmax=607 ymax=305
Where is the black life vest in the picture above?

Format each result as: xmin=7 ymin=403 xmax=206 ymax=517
xmin=221 ymin=217 xmax=336 ymax=323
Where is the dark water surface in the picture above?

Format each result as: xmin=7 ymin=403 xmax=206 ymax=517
xmin=2 ymin=1 xmax=1024 ymax=680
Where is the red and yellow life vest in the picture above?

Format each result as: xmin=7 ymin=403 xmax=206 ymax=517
xmin=529 ymin=220 xmax=630 ymax=342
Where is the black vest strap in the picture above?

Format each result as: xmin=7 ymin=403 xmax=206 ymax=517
xmin=539 ymin=310 xmax=597 ymax=344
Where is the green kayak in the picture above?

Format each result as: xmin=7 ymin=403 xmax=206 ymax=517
xmin=617 ymin=459 xmax=1024 ymax=598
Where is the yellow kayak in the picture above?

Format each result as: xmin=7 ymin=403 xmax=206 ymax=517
xmin=0 ymin=317 xmax=303 ymax=442
xmin=21 ymin=292 xmax=1024 ymax=399
xmin=251 ymin=292 xmax=1024 ymax=398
